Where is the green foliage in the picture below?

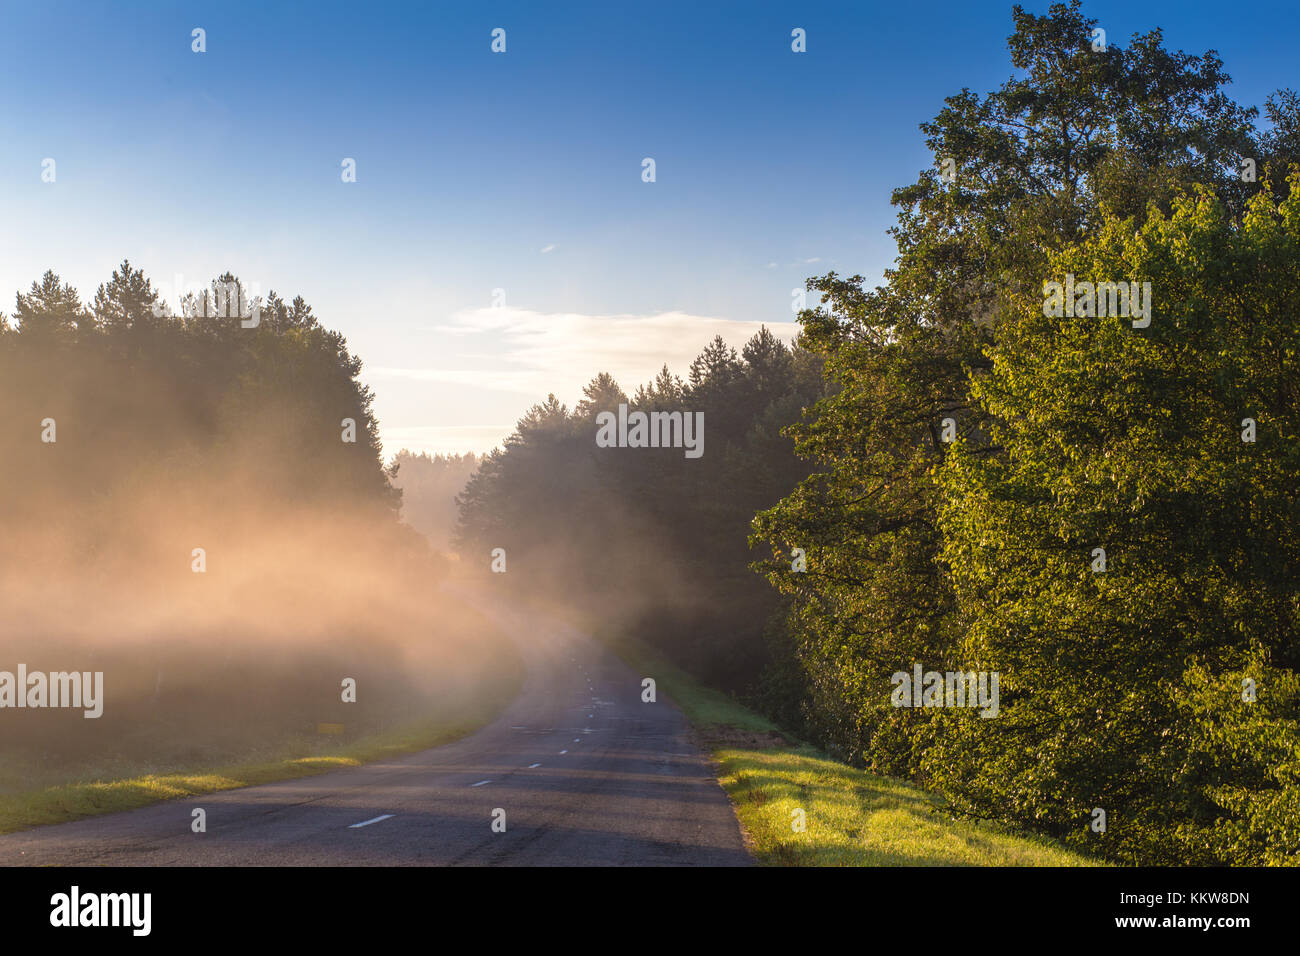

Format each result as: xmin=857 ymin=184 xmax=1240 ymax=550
xmin=932 ymin=181 xmax=1300 ymax=864
xmin=750 ymin=3 xmax=1300 ymax=864
xmin=603 ymin=625 xmax=1095 ymax=866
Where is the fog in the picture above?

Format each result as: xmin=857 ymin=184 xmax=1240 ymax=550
xmin=0 ymin=327 xmax=512 ymax=792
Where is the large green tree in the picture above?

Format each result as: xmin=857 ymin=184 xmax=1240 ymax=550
xmin=753 ymin=0 xmax=1275 ymax=771
xmin=935 ymin=178 xmax=1300 ymax=864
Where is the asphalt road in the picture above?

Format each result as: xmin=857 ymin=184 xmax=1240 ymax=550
xmin=0 ymin=597 xmax=751 ymax=866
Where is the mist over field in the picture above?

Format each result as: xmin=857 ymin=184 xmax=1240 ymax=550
xmin=0 ymin=270 xmax=512 ymax=793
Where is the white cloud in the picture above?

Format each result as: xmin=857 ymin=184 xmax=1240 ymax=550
xmin=540 ymin=244 xmax=556 ymax=254
xmin=368 ymin=307 xmax=798 ymax=404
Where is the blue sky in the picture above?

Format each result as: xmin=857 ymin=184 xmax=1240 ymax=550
xmin=3 ymin=1 xmax=1298 ymax=455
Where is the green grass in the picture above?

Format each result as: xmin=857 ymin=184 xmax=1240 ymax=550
xmin=0 ymin=640 xmax=523 ymax=836
xmin=601 ymin=631 xmax=1099 ymax=867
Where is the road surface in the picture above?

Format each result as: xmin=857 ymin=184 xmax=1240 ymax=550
xmin=0 ymin=597 xmax=751 ymax=866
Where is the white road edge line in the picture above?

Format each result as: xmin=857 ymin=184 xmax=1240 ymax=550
xmin=349 ymin=814 xmax=394 ymax=829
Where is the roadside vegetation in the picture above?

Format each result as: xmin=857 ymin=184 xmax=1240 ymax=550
xmin=602 ymin=631 xmax=1097 ymax=867
xmin=0 ymin=607 xmax=521 ymax=835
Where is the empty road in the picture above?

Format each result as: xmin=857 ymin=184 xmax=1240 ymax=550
xmin=0 ymin=596 xmax=751 ymax=866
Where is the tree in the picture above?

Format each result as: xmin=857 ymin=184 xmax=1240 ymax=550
xmin=934 ymin=177 xmax=1300 ymax=863
xmin=389 ymin=451 xmax=480 ymax=552
xmin=13 ymin=270 xmax=88 ymax=343
xmin=753 ymin=0 xmax=1285 ymax=783
xmin=575 ymin=373 xmax=628 ymax=419
xmin=454 ymin=332 xmax=825 ymax=696
xmin=92 ymin=260 xmax=162 ymax=336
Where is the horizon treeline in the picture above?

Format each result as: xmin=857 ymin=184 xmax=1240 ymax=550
xmin=0 ymin=263 xmax=396 ymax=515
xmin=389 ymin=450 xmax=479 ymax=553
xmin=454 ymin=2 xmax=1300 ymax=865
xmin=454 ymin=328 xmax=829 ymax=698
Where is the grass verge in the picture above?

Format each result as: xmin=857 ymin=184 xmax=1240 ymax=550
xmin=0 ymin=620 xmax=522 ymax=836
xmin=601 ymin=631 xmax=1099 ymax=867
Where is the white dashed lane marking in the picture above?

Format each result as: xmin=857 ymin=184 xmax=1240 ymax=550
xmin=471 ymin=780 xmax=492 ymax=787
xmin=349 ymin=814 xmax=394 ymax=829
